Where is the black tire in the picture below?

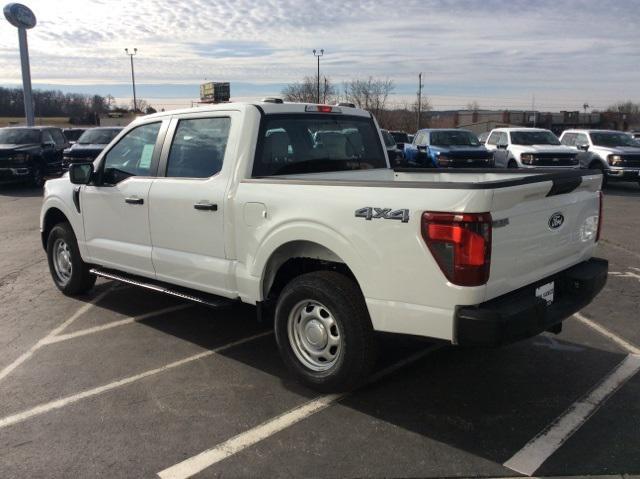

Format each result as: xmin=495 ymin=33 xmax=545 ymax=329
xmin=274 ymin=271 xmax=377 ymax=392
xmin=46 ymin=222 xmax=96 ymax=295
xmin=592 ymin=164 xmax=607 ymax=188
xmin=30 ymin=161 xmax=45 ymax=188
xmin=507 ymin=159 xmax=518 ymax=168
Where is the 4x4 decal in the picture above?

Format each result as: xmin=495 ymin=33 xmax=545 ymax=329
xmin=355 ymin=207 xmax=410 ymax=223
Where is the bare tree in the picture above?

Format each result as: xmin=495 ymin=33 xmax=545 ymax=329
xmin=466 ymin=100 xmax=480 ymax=111
xmin=131 ymin=98 xmax=149 ymax=113
xmin=282 ymin=75 xmax=337 ymax=104
xmin=607 ymin=101 xmax=640 ymax=114
xmin=343 ymin=77 xmax=394 ymax=118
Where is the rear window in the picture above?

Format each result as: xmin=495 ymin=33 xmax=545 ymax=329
xmin=253 ymin=114 xmax=386 ymax=177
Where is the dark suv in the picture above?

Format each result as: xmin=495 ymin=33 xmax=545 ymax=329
xmin=62 ymin=127 xmax=123 ymax=169
xmin=0 ymin=127 xmax=68 ymax=187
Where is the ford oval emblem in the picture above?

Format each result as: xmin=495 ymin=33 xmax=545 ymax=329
xmin=548 ymin=212 xmax=564 ymax=230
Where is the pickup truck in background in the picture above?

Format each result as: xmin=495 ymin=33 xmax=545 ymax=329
xmin=560 ymin=129 xmax=640 ymax=187
xmin=40 ymin=101 xmax=607 ymax=391
xmin=404 ymin=128 xmax=494 ymax=168
xmin=486 ymin=127 xmax=579 ymax=169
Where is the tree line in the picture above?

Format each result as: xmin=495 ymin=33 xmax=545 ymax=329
xmin=0 ymin=87 xmax=157 ymax=124
xmin=282 ymin=75 xmax=430 ymax=131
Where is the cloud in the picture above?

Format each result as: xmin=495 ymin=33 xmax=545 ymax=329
xmin=0 ymin=0 xmax=638 ymax=110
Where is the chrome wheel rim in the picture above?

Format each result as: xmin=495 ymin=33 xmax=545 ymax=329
xmin=52 ymin=238 xmax=72 ymax=284
xmin=287 ymin=300 xmax=342 ymax=372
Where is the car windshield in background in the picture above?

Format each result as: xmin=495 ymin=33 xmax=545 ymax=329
xmin=381 ymin=130 xmax=396 ymax=148
xmin=431 ymin=131 xmax=480 ymax=147
xmin=390 ymin=132 xmax=409 ymax=143
xmin=0 ymin=128 xmax=40 ymax=144
xmin=510 ymin=130 xmax=561 ymax=145
xmin=77 ymin=129 xmax=121 ymax=145
xmin=64 ymin=130 xmax=84 ymax=142
xmin=253 ymin=114 xmax=386 ymax=176
xmin=591 ymin=132 xmax=639 ymax=147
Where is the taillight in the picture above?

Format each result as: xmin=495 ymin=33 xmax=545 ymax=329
xmin=596 ymin=191 xmax=603 ymax=242
xmin=421 ymin=212 xmax=492 ymax=286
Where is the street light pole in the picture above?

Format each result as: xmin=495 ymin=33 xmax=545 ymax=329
xmin=4 ymin=3 xmax=37 ymax=126
xmin=125 ymin=48 xmax=138 ymax=112
xmin=313 ymin=49 xmax=324 ymax=103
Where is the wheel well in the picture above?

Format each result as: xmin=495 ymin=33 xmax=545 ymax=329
xmin=41 ymin=208 xmax=69 ymax=250
xmin=262 ymin=241 xmax=358 ymax=302
xmin=589 ymin=159 xmax=604 ymax=169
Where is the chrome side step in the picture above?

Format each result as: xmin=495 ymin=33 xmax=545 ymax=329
xmin=90 ymin=268 xmax=234 ymax=309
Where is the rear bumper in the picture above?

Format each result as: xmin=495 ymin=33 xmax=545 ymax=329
xmin=455 ymin=257 xmax=608 ymax=347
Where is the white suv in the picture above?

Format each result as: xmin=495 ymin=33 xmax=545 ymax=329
xmin=560 ymin=129 xmax=640 ymax=187
xmin=485 ymin=127 xmax=579 ymax=169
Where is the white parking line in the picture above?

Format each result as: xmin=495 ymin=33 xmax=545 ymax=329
xmin=504 ymin=353 xmax=640 ymax=476
xmin=0 ymin=288 xmax=111 ymax=384
xmin=574 ymin=312 xmax=640 ymax=355
xmin=157 ymin=344 xmax=444 ymax=479
xmin=0 ymin=331 xmax=271 ymax=430
xmin=41 ymin=304 xmax=192 ymax=345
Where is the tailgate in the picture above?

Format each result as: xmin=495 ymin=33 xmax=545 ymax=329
xmin=486 ymin=173 xmax=601 ymax=301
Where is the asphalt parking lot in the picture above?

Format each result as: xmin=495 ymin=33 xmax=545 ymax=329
xmin=1 ymin=181 xmax=639 ymax=479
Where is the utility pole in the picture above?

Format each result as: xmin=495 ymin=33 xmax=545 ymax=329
xmin=417 ymin=72 xmax=424 ymax=131
xmin=583 ymin=102 xmax=590 ymax=114
xmin=125 ymin=48 xmax=138 ymax=112
xmin=531 ymin=93 xmax=536 ymax=127
xmin=323 ymin=77 xmax=328 ymax=104
xmin=313 ymin=49 xmax=324 ymax=103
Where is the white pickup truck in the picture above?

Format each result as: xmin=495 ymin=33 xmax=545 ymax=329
xmin=40 ymin=101 xmax=608 ymax=391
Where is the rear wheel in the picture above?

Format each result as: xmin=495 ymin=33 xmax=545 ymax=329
xmin=47 ymin=222 xmax=96 ymax=295
xmin=274 ymin=271 xmax=377 ymax=392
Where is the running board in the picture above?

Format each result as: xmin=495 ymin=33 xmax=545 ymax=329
xmin=90 ymin=268 xmax=234 ymax=309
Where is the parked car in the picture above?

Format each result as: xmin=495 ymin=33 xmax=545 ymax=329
xmin=62 ymin=127 xmax=123 ymax=169
xmin=0 ymin=126 xmax=67 ymax=187
xmin=560 ymin=129 xmax=640 ymax=186
xmin=485 ymin=127 xmax=579 ymax=169
xmin=41 ymin=101 xmax=607 ymax=391
xmin=380 ymin=129 xmax=404 ymax=166
xmin=389 ymin=130 xmax=411 ymax=151
xmin=404 ymin=128 xmax=494 ymax=168
xmin=62 ymin=128 xmax=86 ymax=144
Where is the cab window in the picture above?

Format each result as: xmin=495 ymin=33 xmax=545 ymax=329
xmin=102 ymin=122 xmax=161 ymax=184
xmin=51 ymin=129 xmax=66 ymax=147
xmin=561 ymin=133 xmax=576 ymax=146
xmin=166 ymin=117 xmax=231 ymax=178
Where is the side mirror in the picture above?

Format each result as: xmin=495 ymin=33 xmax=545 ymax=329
xmin=69 ymin=162 xmax=93 ymax=185
xmin=497 ymin=143 xmax=508 ymax=150
xmin=577 ymin=144 xmax=589 ymax=151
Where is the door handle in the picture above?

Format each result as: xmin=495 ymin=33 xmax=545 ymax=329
xmin=193 ymin=202 xmax=218 ymax=211
xmin=125 ymin=197 xmax=144 ymax=205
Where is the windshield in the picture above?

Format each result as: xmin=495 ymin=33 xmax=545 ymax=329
xmin=64 ymin=129 xmax=85 ymax=141
xmin=381 ymin=130 xmax=396 ymax=148
xmin=253 ymin=114 xmax=386 ymax=177
xmin=78 ymin=128 xmax=121 ymax=145
xmin=431 ymin=130 xmax=480 ymax=147
xmin=0 ymin=128 xmax=40 ymax=144
xmin=591 ymin=132 xmax=639 ymax=147
xmin=390 ymin=132 xmax=409 ymax=143
xmin=510 ymin=130 xmax=560 ymax=146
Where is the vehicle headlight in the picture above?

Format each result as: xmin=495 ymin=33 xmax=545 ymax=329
xmin=607 ymin=154 xmax=623 ymax=166
xmin=9 ymin=153 xmax=28 ymax=163
xmin=521 ymin=153 xmax=535 ymax=165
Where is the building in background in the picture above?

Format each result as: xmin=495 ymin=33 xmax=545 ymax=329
xmin=199 ymin=82 xmax=230 ymax=104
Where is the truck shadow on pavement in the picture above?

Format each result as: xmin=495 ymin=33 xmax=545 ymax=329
xmin=83 ymin=284 xmax=637 ymax=477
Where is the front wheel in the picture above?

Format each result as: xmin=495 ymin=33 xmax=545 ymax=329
xmin=274 ymin=271 xmax=377 ymax=392
xmin=507 ymin=159 xmax=518 ymax=168
xmin=47 ymin=222 xmax=96 ymax=295
xmin=30 ymin=162 xmax=45 ymax=187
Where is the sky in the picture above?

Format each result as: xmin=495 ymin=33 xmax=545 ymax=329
xmin=1 ymin=0 xmax=639 ymax=111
